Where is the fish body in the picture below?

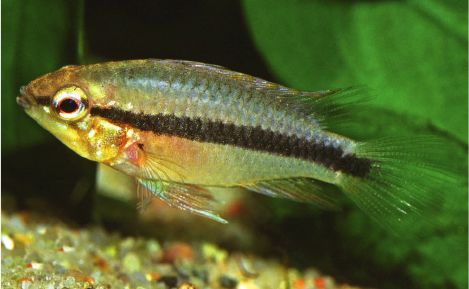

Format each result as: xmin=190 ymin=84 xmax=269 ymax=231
xmin=17 ymin=59 xmax=449 ymax=226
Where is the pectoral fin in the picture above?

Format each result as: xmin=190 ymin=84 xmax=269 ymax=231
xmin=137 ymin=178 xmax=228 ymax=224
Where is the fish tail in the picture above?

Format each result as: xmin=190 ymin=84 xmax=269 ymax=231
xmin=338 ymin=136 xmax=457 ymax=231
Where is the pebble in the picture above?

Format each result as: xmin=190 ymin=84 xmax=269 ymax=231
xmin=2 ymin=212 xmax=364 ymax=289
xmin=2 ymin=234 xmax=15 ymax=250
xmin=129 ymin=271 xmax=148 ymax=284
xmin=11 ymin=214 xmax=27 ymax=230
xmin=158 ymin=275 xmax=179 ymax=288
xmin=146 ymin=239 xmax=161 ymax=254
xmin=60 ymin=245 xmax=75 ymax=253
xmin=27 ymin=262 xmax=44 ymax=270
xmin=174 ymin=264 xmax=191 ymax=280
xmin=238 ymin=256 xmax=259 ymax=278
xmin=202 ymin=243 xmax=227 ymax=263
xmin=120 ymin=237 xmax=135 ymax=251
xmin=191 ymin=268 xmax=208 ymax=283
xmin=36 ymin=225 xmax=47 ymax=235
xmin=104 ymin=245 xmax=117 ymax=257
xmin=64 ymin=276 xmax=76 ymax=287
xmin=123 ymin=252 xmax=141 ymax=272
xmin=219 ymin=275 xmax=238 ymax=288
xmin=163 ymin=242 xmax=194 ymax=263
xmin=179 ymin=283 xmax=197 ymax=289
xmin=20 ymin=279 xmax=33 ymax=289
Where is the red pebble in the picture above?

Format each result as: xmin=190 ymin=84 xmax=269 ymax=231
xmin=314 ymin=277 xmax=325 ymax=289
xmin=93 ymin=255 xmax=109 ymax=271
xmin=83 ymin=276 xmax=94 ymax=284
xmin=163 ymin=242 xmax=194 ymax=263
xmin=293 ymin=278 xmax=305 ymax=289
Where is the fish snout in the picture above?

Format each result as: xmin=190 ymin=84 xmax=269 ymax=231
xmin=19 ymin=85 xmax=28 ymax=96
xmin=17 ymin=85 xmax=34 ymax=109
xmin=16 ymin=95 xmax=32 ymax=109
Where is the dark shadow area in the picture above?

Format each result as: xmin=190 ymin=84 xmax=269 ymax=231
xmin=85 ymin=0 xmax=273 ymax=80
xmin=2 ymin=140 xmax=96 ymax=225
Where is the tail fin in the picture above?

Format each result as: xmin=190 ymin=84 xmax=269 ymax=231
xmin=338 ymin=136 xmax=458 ymax=232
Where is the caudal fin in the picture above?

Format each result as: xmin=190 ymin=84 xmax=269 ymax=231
xmin=338 ymin=136 xmax=458 ymax=231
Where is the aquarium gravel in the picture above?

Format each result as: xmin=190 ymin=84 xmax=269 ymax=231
xmin=1 ymin=212 xmax=366 ymax=289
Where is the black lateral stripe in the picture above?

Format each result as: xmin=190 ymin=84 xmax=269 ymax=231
xmin=91 ymin=107 xmax=372 ymax=177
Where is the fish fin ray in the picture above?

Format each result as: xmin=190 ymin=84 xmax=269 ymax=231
xmin=243 ymin=178 xmax=341 ymax=211
xmin=283 ymin=86 xmax=372 ymax=129
xmin=338 ymin=136 xmax=460 ymax=233
xmin=158 ymin=59 xmax=229 ymax=70
xmin=138 ymin=144 xmax=186 ymax=184
xmin=137 ymin=178 xmax=228 ymax=224
xmin=136 ymin=180 xmax=154 ymax=211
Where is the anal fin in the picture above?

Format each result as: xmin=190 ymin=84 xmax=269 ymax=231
xmin=137 ymin=178 xmax=228 ymax=224
xmin=243 ymin=178 xmax=341 ymax=211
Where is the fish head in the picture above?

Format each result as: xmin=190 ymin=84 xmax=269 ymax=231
xmin=17 ymin=65 xmax=127 ymax=163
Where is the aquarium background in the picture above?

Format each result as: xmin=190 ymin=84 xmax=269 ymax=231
xmin=2 ymin=1 xmax=468 ymax=289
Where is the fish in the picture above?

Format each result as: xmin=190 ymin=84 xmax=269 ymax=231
xmin=17 ymin=59 xmax=452 ymax=228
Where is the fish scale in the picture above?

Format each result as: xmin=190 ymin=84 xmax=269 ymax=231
xmin=83 ymin=60 xmax=325 ymax=144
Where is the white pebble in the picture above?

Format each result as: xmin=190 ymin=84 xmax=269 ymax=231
xmin=1 ymin=234 xmax=14 ymax=250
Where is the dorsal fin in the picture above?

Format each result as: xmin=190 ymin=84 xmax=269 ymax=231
xmin=287 ymin=86 xmax=371 ymax=128
xmin=157 ymin=60 xmax=370 ymax=128
xmin=158 ymin=59 xmax=229 ymax=71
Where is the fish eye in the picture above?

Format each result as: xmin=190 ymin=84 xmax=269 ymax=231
xmin=52 ymin=86 xmax=88 ymax=120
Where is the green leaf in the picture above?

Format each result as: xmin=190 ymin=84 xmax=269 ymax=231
xmin=242 ymin=0 xmax=467 ymax=142
xmin=2 ymin=0 xmax=76 ymax=152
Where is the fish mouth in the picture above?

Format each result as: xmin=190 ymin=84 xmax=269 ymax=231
xmin=17 ymin=86 xmax=34 ymax=109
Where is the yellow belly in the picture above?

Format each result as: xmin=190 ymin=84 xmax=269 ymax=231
xmin=137 ymin=133 xmax=339 ymax=186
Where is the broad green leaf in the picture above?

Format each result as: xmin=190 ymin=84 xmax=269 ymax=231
xmin=2 ymin=0 xmax=76 ymax=152
xmin=242 ymin=0 xmax=467 ymax=142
